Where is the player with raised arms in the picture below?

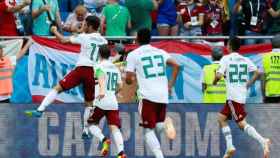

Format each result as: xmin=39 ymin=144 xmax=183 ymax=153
xmin=25 ymin=15 xmax=108 ymax=139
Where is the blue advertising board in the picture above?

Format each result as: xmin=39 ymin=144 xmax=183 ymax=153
xmin=0 ymin=103 xmax=279 ymax=158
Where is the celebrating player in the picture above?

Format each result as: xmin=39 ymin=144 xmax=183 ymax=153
xmin=87 ymin=45 xmax=126 ymax=158
xmin=213 ymin=37 xmax=271 ymax=158
xmin=125 ymin=28 xmax=180 ymax=158
xmin=25 ymin=15 xmax=108 ymax=139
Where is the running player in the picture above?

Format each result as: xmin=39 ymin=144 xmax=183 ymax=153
xmin=125 ymin=28 xmax=180 ymax=158
xmin=24 ymin=15 xmax=108 ymax=139
xmin=87 ymin=45 xmax=126 ymax=158
xmin=213 ymin=37 xmax=271 ymax=158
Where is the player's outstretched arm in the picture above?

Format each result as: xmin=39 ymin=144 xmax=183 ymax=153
xmin=166 ymin=58 xmax=180 ymax=94
xmin=51 ymin=26 xmax=70 ymax=43
xmin=246 ymin=70 xmax=260 ymax=89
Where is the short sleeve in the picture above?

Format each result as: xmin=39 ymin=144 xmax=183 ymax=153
xmin=217 ymin=56 xmax=227 ymax=75
xmin=247 ymin=58 xmax=258 ymax=72
xmin=32 ymin=0 xmax=42 ymax=10
xmin=69 ymin=33 xmax=84 ymax=44
xmin=64 ymin=13 xmax=74 ymax=27
xmin=125 ymin=53 xmax=136 ymax=72
xmin=162 ymin=50 xmax=171 ymax=63
xmin=101 ymin=6 xmax=107 ymax=17
xmin=55 ymin=0 xmax=59 ymax=12
xmin=4 ymin=0 xmax=13 ymax=8
xmin=146 ymin=0 xmax=154 ymax=11
xmin=125 ymin=7 xmax=131 ymax=21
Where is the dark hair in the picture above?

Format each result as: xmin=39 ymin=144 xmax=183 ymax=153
xmin=137 ymin=28 xmax=151 ymax=45
xmin=229 ymin=37 xmax=241 ymax=52
xmin=272 ymin=35 xmax=280 ymax=48
xmin=85 ymin=15 xmax=100 ymax=31
xmin=99 ymin=45 xmax=111 ymax=59
xmin=212 ymin=47 xmax=223 ymax=61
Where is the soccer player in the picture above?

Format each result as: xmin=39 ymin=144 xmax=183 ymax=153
xmin=213 ymin=37 xmax=271 ymax=158
xmin=125 ymin=28 xmax=180 ymax=158
xmin=87 ymin=45 xmax=126 ymax=158
xmin=25 ymin=15 xmax=108 ymax=139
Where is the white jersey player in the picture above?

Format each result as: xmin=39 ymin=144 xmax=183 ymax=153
xmin=25 ymin=16 xmax=107 ymax=140
xmin=214 ymin=37 xmax=271 ymax=158
xmin=125 ymin=28 xmax=180 ymax=158
xmin=87 ymin=45 xmax=127 ymax=158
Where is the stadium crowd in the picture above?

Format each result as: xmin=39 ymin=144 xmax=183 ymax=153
xmin=1 ymin=0 xmax=280 ymax=45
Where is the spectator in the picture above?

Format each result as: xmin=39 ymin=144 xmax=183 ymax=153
xmin=125 ymin=0 xmax=159 ymax=35
xmin=15 ymin=0 xmax=32 ymax=35
xmin=0 ymin=0 xmax=31 ymax=36
xmin=267 ymin=0 xmax=280 ymax=34
xmin=177 ymin=0 xmax=205 ymax=38
xmin=201 ymin=47 xmax=226 ymax=103
xmin=0 ymin=39 xmax=32 ymax=103
xmin=101 ymin=0 xmax=131 ymax=36
xmin=83 ymin=0 xmax=107 ymax=16
xmin=157 ymin=0 xmax=178 ymax=36
xmin=234 ymin=0 xmax=279 ymax=45
xmin=0 ymin=44 xmax=13 ymax=103
xmin=203 ymin=0 xmax=224 ymax=46
xmin=219 ymin=0 xmax=230 ymax=34
xmin=261 ymin=35 xmax=280 ymax=103
xmin=63 ymin=5 xmax=90 ymax=34
xmin=32 ymin=0 xmax=62 ymax=36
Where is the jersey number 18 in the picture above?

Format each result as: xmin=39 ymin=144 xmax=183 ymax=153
xmin=107 ymin=72 xmax=118 ymax=91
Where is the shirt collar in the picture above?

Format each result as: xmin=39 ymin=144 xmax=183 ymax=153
xmin=139 ymin=44 xmax=151 ymax=48
xmin=272 ymin=48 xmax=280 ymax=53
xmin=213 ymin=61 xmax=220 ymax=64
xmin=89 ymin=32 xmax=101 ymax=36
